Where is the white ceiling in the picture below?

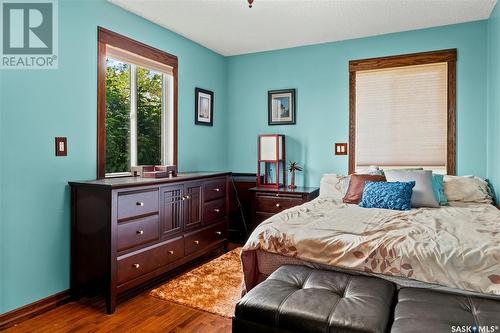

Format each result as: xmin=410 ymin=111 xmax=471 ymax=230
xmin=109 ymin=0 xmax=497 ymax=56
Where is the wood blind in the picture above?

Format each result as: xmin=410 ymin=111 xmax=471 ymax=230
xmin=355 ymin=62 xmax=448 ymax=171
xmin=106 ymin=44 xmax=173 ymax=75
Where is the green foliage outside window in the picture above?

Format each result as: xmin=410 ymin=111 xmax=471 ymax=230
xmin=105 ymin=58 xmax=163 ymax=174
xmin=105 ymin=60 xmax=130 ymax=174
xmin=137 ymin=67 xmax=162 ymax=166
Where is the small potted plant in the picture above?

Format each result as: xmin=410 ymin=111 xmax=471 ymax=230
xmin=288 ymin=161 xmax=303 ymax=189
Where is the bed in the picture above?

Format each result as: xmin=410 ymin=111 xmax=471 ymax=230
xmin=241 ymin=175 xmax=500 ymax=298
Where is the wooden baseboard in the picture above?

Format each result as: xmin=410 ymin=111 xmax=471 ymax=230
xmin=0 ymin=290 xmax=71 ymax=330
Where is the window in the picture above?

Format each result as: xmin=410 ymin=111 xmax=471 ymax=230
xmin=97 ymin=28 xmax=178 ymax=178
xmin=349 ymin=49 xmax=456 ymax=175
xmin=104 ymin=51 xmax=173 ymax=175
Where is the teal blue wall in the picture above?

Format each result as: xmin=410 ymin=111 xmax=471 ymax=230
xmin=227 ymin=21 xmax=489 ymax=187
xmin=0 ymin=0 xmax=227 ymax=314
xmin=0 ymin=0 xmax=497 ymax=316
xmin=488 ymin=3 xmax=500 ymax=202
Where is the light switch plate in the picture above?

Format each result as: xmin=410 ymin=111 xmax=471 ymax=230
xmin=55 ymin=137 xmax=67 ymax=156
xmin=335 ymin=143 xmax=348 ymax=155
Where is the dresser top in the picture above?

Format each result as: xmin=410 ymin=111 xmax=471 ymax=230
xmin=249 ymin=186 xmax=319 ymax=195
xmin=69 ymin=171 xmax=231 ymax=189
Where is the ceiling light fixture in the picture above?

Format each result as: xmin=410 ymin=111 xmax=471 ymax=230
xmin=247 ymin=0 xmax=254 ymax=8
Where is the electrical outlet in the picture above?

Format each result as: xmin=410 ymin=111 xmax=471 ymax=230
xmin=335 ymin=143 xmax=348 ymax=155
xmin=55 ymin=137 xmax=67 ymax=156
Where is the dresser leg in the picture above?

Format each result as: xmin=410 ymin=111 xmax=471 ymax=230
xmin=69 ymin=288 xmax=82 ymax=302
xmin=106 ymin=293 xmax=116 ymax=314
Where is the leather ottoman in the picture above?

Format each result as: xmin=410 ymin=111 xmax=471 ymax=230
xmin=391 ymin=288 xmax=500 ymax=333
xmin=233 ymin=265 xmax=396 ymax=333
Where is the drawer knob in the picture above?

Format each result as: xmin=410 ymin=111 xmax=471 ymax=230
xmin=136 ymin=202 xmax=144 ymax=206
xmin=214 ymin=188 xmax=220 ymax=192
xmin=136 ymin=230 xmax=144 ymax=235
xmin=215 ymin=231 xmax=223 ymax=236
xmin=193 ymin=240 xmax=200 ymax=245
xmin=214 ymin=208 xmax=220 ymax=213
xmin=276 ymin=203 xmax=281 ymax=208
xmin=168 ymin=250 xmax=174 ymax=255
xmin=132 ymin=263 xmax=140 ymax=269
xmin=185 ymin=195 xmax=191 ymax=200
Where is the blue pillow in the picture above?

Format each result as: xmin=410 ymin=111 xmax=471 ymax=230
xmin=431 ymin=174 xmax=448 ymax=206
xmin=359 ymin=181 xmax=415 ymax=211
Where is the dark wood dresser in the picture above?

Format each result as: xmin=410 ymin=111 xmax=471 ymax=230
xmin=69 ymin=172 xmax=230 ymax=313
xmin=249 ymin=186 xmax=320 ymax=230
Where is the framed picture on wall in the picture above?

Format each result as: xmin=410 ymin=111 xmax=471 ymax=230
xmin=195 ymin=88 xmax=214 ymax=126
xmin=268 ymin=89 xmax=296 ymax=125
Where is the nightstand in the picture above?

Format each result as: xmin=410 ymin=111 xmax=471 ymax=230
xmin=249 ymin=186 xmax=320 ymax=230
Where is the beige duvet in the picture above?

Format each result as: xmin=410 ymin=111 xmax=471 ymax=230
xmin=241 ymin=198 xmax=500 ymax=295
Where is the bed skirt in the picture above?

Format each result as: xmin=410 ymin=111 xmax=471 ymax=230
xmin=241 ymin=249 xmax=500 ymax=300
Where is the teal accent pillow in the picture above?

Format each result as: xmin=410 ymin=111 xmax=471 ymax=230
xmin=431 ymin=174 xmax=448 ymax=206
xmin=359 ymin=181 xmax=415 ymax=211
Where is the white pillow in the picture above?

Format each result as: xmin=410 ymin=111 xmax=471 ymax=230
xmin=384 ymin=170 xmax=439 ymax=208
xmin=443 ymin=175 xmax=492 ymax=204
xmin=319 ymin=174 xmax=350 ymax=200
xmin=356 ymin=165 xmax=384 ymax=175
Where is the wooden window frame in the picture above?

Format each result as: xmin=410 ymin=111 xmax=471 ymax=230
xmin=348 ymin=49 xmax=457 ymax=175
xmin=97 ymin=27 xmax=179 ymax=179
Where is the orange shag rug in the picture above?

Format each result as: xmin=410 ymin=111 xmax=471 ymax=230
xmin=150 ymin=247 xmax=243 ymax=318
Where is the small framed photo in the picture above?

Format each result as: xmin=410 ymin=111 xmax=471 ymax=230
xmin=195 ymin=88 xmax=214 ymax=126
xmin=268 ymin=89 xmax=296 ymax=125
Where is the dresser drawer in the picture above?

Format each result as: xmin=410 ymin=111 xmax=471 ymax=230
xmin=255 ymin=196 xmax=303 ymax=214
xmin=254 ymin=212 xmax=274 ymax=226
xmin=117 ymin=215 xmax=159 ymax=252
xmin=117 ymin=189 xmax=159 ymax=220
xmin=117 ymin=237 xmax=183 ymax=285
xmin=203 ymin=179 xmax=226 ymax=202
xmin=203 ymin=198 xmax=226 ymax=223
xmin=184 ymin=223 xmax=226 ymax=256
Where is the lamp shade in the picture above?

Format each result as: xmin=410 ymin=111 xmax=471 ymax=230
xmin=259 ymin=135 xmax=284 ymax=161
xmin=257 ymin=134 xmax=286 ymax=188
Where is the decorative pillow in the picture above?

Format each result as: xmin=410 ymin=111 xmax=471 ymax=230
xmin=343 ymin=174 xmax=386 ymax=204
xmin=431 ymin=174 xmax=448 ymax=206
xmin=383 ymin=167 xmax=424 ymax=171
xmin=319 ymin=174 xmax=350 ymax=200
xmin=356 ymin=165 xmax=384 ymax=175
xmin=359 ymin=181 xmax=415 ymax=211
xmin=443 ymin=175 xmax=493 ymax=204
xmin=486 ymin=179 xmax=497 ymax=203
xmin=384 ymin=170 xmax=439 ymax=208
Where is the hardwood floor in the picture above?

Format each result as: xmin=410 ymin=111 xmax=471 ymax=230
xmin=2 ymin=245 xmax=243 ymax=333
xmin=3 ymin=293 xmax=231 ymax=333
